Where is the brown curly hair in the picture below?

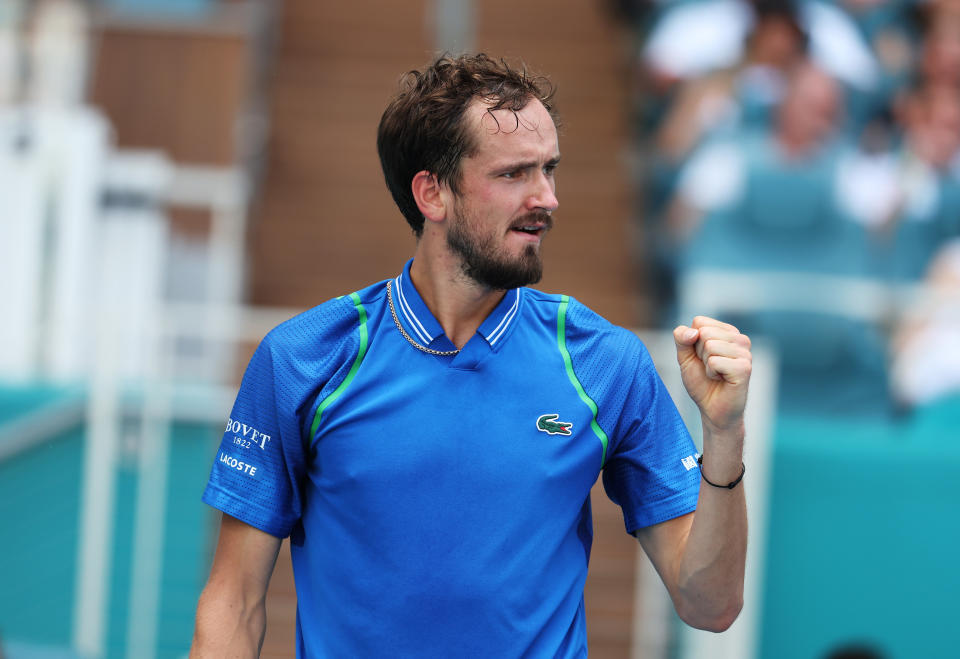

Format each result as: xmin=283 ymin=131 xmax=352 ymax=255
xmin=377 ymin=53 xmax=558 ymax=236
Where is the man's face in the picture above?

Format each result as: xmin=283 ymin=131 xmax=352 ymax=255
xmin=778 ymin=65 xmax=839 ymax=152
xmin=444 ymin=98 xmax=560 ymax=290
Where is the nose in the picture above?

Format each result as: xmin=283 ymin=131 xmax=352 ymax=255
xmin=527 ymin=170 xmax=559 ymax=213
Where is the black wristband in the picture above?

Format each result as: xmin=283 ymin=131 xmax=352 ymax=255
xmin=697 ymin=454 xmax=745 ymax=489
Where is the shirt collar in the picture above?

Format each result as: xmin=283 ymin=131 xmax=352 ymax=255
xmin=393 ymin=259 xmax=523 ymax=349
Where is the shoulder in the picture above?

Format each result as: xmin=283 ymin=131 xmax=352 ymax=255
xmin=524 ymin=290 xmax=650 ymax=363
xmin=260 ymin=279 xmax=387 ymax=363
xmin=520 ymin=287 xmax=564 ymax=315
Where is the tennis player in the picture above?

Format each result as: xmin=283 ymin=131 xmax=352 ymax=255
xmin=191 ymin=53 xmax=750 ymax=658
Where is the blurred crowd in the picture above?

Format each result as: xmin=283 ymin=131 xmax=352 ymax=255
xmin=624 ymin=0 xmax=960 ymax=415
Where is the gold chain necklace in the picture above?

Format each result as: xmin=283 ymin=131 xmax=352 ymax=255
xmin=386 ymin=280 xmax=459 ymax=356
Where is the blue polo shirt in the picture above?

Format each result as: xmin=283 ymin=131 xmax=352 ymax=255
xmin=203 ymin=259 xmax=700 ymax=658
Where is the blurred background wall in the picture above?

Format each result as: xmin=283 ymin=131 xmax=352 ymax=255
xmin=1 ymin=0 xmax=958 ymax=658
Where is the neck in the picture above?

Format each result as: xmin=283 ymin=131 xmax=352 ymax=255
xmin=409 ymin=236 xmax=506 ymax=350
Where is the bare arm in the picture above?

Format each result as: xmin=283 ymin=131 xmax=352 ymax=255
xmin=635 ymin=317 xmax=750 ymax=632
xmin=190 ymin=513 xmax=282 ymax=658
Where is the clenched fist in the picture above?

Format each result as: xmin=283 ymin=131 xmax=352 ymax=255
xmin=674 ymin=316 xmax=752 ymax=434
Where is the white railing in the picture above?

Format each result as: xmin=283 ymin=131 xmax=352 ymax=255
xmin=677 ymin=269 xmax=926 ymax=323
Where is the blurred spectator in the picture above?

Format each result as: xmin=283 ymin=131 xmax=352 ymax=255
xmin=668 ymin=61 xmax=843 ymax=244
xmin=660 ymin=63 xmax=897 ymax=411
xmin=643 ymin=0 xmax=754 ymax=90
xmin=656 ymin=0 xmax=808 ymax=164
xmin=643 ymin=0 xmax=879 ymax=95
xmin=918 ymin=0 xmax=960 ymax=88
xmin=836 ymin=81 xmax=960 ymax=279
xmin=890 ymin=238 xmax=960 ymax=408
xmin=839 ymin=0 xmax=920 ymax=126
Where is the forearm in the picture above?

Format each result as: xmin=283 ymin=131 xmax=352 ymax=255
xmin=675 ymin=421 xmax=747 ymax=632
xmin=660 ymin=316 xmax=751 ymax=631
xmin=190 ymin=584 xmax=267 ymax=658
xmin=191 ymin=514 xmax=281 ymax=657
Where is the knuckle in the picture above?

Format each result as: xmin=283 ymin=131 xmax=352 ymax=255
xmin=697 ymin=327 xmax=717 ymax=342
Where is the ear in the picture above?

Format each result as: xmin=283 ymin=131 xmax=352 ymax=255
xmin=411 ymin=170 xmax=448 ymax=224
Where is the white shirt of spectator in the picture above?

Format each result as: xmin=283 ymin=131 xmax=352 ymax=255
xmin=836 ymin=150 xmax=941 ymax=227
xmin=644 ymin=0 xmax=879 ymax=90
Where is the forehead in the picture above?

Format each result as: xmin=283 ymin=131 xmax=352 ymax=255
xmin=463 ymin=98 xmax=559 ymax=160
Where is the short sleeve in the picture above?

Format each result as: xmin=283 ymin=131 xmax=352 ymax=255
xmin=560 ymin=300 xmax=701 ymax=536
xmin=600 ymin=341 xmax=701 ymax=534
xmin=202 ymin=334 xmax=307 ymax=538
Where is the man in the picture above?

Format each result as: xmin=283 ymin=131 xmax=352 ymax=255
xmin=192 ymin=53 xmax=750 ymax=658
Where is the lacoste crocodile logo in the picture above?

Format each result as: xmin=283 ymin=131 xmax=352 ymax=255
xmin=536 ymin=413 xmax=573 ymax=436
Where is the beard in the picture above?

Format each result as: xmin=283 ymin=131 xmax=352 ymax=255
xmin=446 ymin=206 xmax=552 ymax=290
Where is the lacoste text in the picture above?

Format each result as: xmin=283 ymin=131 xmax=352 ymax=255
xmin=219 ymin=451 xmax=258 ymax=476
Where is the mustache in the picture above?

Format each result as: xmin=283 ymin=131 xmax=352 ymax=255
xmin=509 ymin=211 xmax=554 ymax=231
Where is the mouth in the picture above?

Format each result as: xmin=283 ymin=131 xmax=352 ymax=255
xmin=510 ymin=224 xmax=546 ymax=237
xmin=509 ymin=214 xmax=553 ymax=240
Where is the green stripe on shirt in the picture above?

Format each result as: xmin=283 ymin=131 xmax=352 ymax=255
xmin=557 ymin=295 xmax=610 ymax=467
xmin=310 ymin=292 xmax=369 ymax=439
